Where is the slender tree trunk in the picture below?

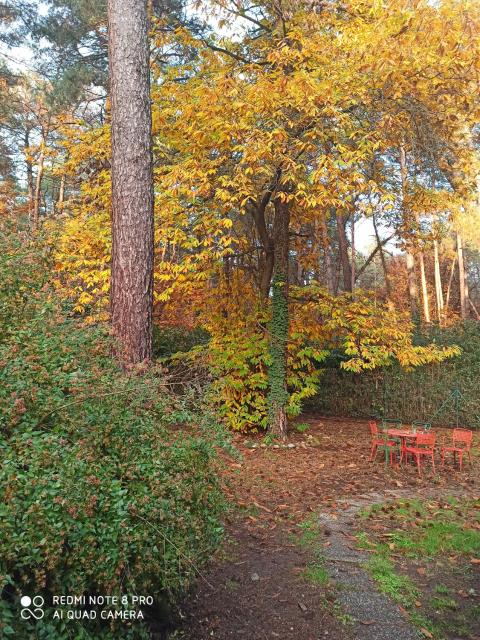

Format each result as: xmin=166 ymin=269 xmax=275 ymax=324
xmin=336 ymin=210 xmax=352 ymax=293
xmin=418 ymin=251 xmax=431 ymax=323
xmin=318 ymin=215 xmax=335 ymax=293
xmin=457 ymin=232 xmax=469 ymax=320
xmin=267 ymin=197 xmax=290 ymax=440
xmin=57 ymin=174 xmax=65 ymax=214
xmin=405 ymin=252 xmax=419 ymax=320
xmin=108 ymin=0 xmax=154 ymax=365
xmin=372 ymin=213 xmax=391 ymax=297
xmin=444 ymin=255 xmax=456 ymax=318
xmin=399 ymin=145 xmax=420 ymax=321
xmin=433 ymin=239 xmax=444 ymax=323
xmin=24 ymin=128 xmax=35 ymax=224
xmin=32 ymin=146 xmax=44 ymax=229
xmin=351 ymin=215 xmax=355 ymax=292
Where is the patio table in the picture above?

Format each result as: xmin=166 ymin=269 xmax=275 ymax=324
xmin=387 ymin=429 xmax=419 ymax=464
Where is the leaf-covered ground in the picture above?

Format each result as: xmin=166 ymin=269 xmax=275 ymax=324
xmin=169 ymin=417 xmax=479 ymax=640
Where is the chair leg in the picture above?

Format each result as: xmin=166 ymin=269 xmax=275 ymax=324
xmin=468 ymin=450 xmax=472 ymax=466
xmin=416 ymin=453 xmax=421 ymax=476
xmin=431 ymin=453 xmax=435 ymax=474
xmin=441 ymin=449 xmax=445 ymax=467
xmin=370 ymin=443 xmax=377 ymax=461
xmin=458 ymin=451 xmax=463 ymax=471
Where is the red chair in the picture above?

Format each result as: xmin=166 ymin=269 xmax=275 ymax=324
xmin=440 ymin=429 xmax=473 ymax=471
xmin=404 ymin=432 xmax=436 ymax=476
xmin=369 ymin=421 xmax=399 ymax=465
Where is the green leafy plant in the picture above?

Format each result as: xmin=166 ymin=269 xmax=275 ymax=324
xmin=0 ymin=219 xmax=226 ymax=639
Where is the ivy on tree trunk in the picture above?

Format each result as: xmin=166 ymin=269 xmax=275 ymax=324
xmin=267 ymin=197 xmax=290 ymax=439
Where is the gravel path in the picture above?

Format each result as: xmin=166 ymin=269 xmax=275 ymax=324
xmin=317 ymin=488 xmax=474 ymax=640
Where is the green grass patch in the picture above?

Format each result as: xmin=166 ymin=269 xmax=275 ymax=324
xmin=365 ymin=553 xmax=419 ymax=608
xmin=296 ymin=513 xmax=330 ymax=587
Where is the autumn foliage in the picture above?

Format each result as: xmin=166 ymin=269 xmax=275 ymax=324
xmin=41 ymin=0 xmax=480 ymax=431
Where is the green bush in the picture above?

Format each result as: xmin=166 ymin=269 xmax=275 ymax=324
xmin=0 ymin=220 xmax=226 ymax=639
xmin=153 ymin=325 xmax=210 ymax=358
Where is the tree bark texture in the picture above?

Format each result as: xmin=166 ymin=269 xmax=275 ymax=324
xmin=108 ymin=0 xmax=154 ymax=364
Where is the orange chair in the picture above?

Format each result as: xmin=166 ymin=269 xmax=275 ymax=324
xmin=369 ymin=421 xmax=399 ymax=465
xmin=404 ymin=432 xmax=436 ymax=476
xmin=440 ymin=429 xmax=473 ymax=471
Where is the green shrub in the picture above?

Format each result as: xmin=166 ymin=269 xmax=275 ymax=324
xmin=0 ymin=219 xmax=226 ymax=639
xmin=153 ymin=325 xmax=209 ymax=358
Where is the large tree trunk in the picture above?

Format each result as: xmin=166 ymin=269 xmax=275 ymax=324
xmin=418 ymin=251 xmax=431 ymax=323
xmin=336 ymin=210 xmax=352 ymax=293
xmin=399 ymin=145 xmax=420 ymax=321
xmin=457 ymin=232 xmax=469 ymax=320
xmin=108 ymin=0 xmax=154 ymax=365
xmin=259 ymin=239 xmax=274 ymax=299
xmin=267 ymin=197 xmax=290 ymax=440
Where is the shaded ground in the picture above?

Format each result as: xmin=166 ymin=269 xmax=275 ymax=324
xmin=171 ymin=417 xmax=479 ymax=640
xmin=176 ymin=521 xmax=349 ymax=640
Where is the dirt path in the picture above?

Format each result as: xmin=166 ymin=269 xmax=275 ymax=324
xmin=177 ymin=521 xmax=349 ymax=640
xmin=171 ymin=417 xmax=479 ymax=640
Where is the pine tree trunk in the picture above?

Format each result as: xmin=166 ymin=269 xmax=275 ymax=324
xmin=418 ymin=251 xmax=431 ymax=323
xmin=267 ymin=197 xmax=290 ymax=440
xmin=108 ymin=0 xmax=154 ymax=365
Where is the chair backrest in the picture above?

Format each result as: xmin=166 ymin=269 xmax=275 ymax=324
xmin=381 ymin=418 xmax=402 ymax=431
xmin=369 ymin=421 xmax=378 ymax=436
xmin=416 ymin=432 xmax=436 ymax=447
xmin=412 ymin=420 xmax=431 ymax=433
xmin=452 ymin=429 xmax=473 ymax=448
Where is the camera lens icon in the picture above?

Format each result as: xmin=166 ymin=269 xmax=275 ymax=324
xmin=21 ymin=595 xmax=45 ymax=620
